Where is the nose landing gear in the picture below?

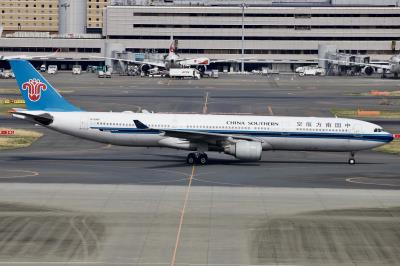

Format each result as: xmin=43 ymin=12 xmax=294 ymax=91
xmin=348 ymin=152 xmax=356 ymax=165
xmin=186 ymin=152 xmax=208 ymax=165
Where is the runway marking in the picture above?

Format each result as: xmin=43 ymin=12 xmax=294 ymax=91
xmin=192 ymin=177 xmax=243 ymax=187
xmin=267 ymin=106 xmax=274 ymax=116
xmin=136 ymin=177 xmax=189 ymax=185
xmin=202 ymin=92 xmax=209 ymax=114
xmin=21 ymin=143 xmax=112 ymax=156
xmin=69 ymin=216 xmax=89 ymax=259
xmin=0 ymin=170 xmax=39 ymax=179
xmin=26 ymin=160 xmax=191 ymax=183
xmin=171 ymin=165 xmax=196 ymax=266
xmin=346 ymin=177 xmax=400 ymax=187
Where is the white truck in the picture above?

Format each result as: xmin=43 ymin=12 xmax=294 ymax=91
xmin=72 ymin=65 xmax=82 ymax=75
xmin=169 ymin=68 xmax=201 ymax=79
xmin=47 ymin=65 xmax=58 ymax=74
xmin=296 ymin=66 xmax=325 ymax=76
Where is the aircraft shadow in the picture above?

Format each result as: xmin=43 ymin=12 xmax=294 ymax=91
xmin=10 ymin=155 xmax=381 ymax=170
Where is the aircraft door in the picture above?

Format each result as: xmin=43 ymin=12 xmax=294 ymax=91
xmin=80 ymin=114 xmax=89 ymax=130
xmin=351 ymin=123 xmax=362 ymax=146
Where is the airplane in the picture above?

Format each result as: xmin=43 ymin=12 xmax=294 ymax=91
xmin=96 ymin=40 xmax=249 ymax=75
xmin=358 ymin=55 xmax=400 ymax=78
xmin=8 ymin=59 xmax=394 ymax=165
xmin=320 ymin=54 xmax=400 ymax=78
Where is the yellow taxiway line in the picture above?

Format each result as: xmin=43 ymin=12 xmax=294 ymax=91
xmin=171 ymin=165 xmax=196 ymax=266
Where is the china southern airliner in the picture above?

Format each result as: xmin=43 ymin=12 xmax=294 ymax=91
xmin=8 ymin=60 xmax=393 ymax=165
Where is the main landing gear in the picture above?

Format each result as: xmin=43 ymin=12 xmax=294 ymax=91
xmin=348 ymin=152 xmax=356 ymax=165
xmin=186 ymin=152 xmax=208 ymax=165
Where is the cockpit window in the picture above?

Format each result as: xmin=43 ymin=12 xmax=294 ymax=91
xmin=374 ymin=128 xmax=383 ymax=132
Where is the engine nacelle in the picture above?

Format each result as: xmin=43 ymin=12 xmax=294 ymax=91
xmin=158 ymin=137 xmax=194 ymax=150
xmin=224 ymin=141 xmax=262 ymax=161
xmin=363 ymin=66 xmax=374 ymax=76
xmin=140 ymin=64 xmax=151 ymax=73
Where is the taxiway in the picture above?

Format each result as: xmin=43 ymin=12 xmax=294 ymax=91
xmin=0 ymin=73 xmax=399 ymax=265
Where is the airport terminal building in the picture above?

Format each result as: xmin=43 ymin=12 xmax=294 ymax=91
xmin=0 ymin=0 xmax=400 ymax=72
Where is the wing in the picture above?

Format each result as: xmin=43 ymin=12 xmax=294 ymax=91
xmin=90 ymin=56 xmax=167 ymax=69
xmin=2 ymin=49 xmax=60 ymax=60
xmin=210 ymin=57 xmax=255 ymax=63
xmin=319 ymin=58 xmax=392 ymax=70
xmin=353 ymin=62 xmax=392 ymax=70
xmin=133 ymin=120 xmax=262 ymax=143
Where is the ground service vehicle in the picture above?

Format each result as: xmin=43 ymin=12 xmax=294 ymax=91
xmin=47 ymin=65 xmax=58 ymax=74
xmin=169 ymin=68 xmax=201 ymax=79
xmin=72 ymin=65 xmax=82 ymax=75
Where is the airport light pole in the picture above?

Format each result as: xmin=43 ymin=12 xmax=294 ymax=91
xmin=241 ymin=3 xmax=248 ymax=73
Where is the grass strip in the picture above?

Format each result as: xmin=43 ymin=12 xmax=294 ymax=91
xmin=0 ymin=128 xmax=42 ymax=150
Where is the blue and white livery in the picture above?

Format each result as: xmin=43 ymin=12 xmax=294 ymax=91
xmin=9 ymin=60 xmax=393 ymax=165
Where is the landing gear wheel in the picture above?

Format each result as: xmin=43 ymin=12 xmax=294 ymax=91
xmin=186 ymin=153 xmax=196 ymax=164
xmin=348 ymin=158 xmax=356 ymax=165
xmin=198 ymin=153 xmax=208 ymax=165
xmin=348 ymin=152 xmax=356 ymax=165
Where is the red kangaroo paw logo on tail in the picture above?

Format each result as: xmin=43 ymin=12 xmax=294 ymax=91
xmin=22 ymin=79 xmax=47 ymax=102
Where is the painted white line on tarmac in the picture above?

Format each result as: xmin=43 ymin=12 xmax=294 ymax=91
xmin=268 ymin=106 xmax=274 ymax=116
xmin=202 ymin=92 xmax=209 ymax=114
xmin=346 ymin=177 xmax=400 ymax=187
xmin=0 ymin=169 xmax=39 ymax=179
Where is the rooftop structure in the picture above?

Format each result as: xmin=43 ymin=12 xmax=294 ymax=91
xmin=87 ymin=0 xmax=110 ymax=33
xmin=0 ymin=0 xmax=58 ymax=33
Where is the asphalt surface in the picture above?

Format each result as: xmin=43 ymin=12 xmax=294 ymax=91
xmin=0 ymin=72 xmax=399 ymax=265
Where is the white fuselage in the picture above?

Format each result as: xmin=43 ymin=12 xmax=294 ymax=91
xmin=22 ymin=112 xmax=393 ymax=153
xmin=165 ymin=52 xmax=210 ymax=68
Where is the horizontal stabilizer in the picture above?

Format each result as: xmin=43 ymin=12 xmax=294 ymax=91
xmin=11 ymin=111 xmax=53 ymax=125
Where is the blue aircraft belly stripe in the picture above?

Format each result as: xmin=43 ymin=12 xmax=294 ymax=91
xmin=90 ymin=127 xmax=393 ymax=143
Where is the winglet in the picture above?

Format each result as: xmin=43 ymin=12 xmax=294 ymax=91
xmin=133 ymin=120 xmax=149 ymax=129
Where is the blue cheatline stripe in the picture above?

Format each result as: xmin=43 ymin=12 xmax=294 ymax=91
xmin=90 ymin=126 xmax=393 ymax=143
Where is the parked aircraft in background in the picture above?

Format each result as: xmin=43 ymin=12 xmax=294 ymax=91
xmin=97 ymin=40 xmax=249 ymax=75
xmin=359 ymin=55 xmax=400 ymax=78
xmin=9 ymin=60 xmax=393 ymax=165
xmin=321 ymin=54 xmax=400 ymax=78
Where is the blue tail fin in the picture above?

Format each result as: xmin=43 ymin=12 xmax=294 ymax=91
xmin=9 ymin=60 xmax=81 ymax=111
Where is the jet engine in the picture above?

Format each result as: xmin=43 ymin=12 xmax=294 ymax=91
xmin=224 ymin=141 xmax=262 ymax=161
xmin=363 ymin=66 xmax=374 ymax=76
xmin=158 ymin=137 xmax=194 ymax=150
xmin=140 ymin=64 xmax=151 ymax=74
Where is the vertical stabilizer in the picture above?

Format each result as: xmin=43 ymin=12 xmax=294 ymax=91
xmin=9 ymin=60 xmax=81 ymax=111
